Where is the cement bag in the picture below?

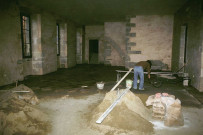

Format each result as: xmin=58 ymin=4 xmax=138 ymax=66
xmin=164 ymin=99 xmax=184 ymax=126
xmin=161 ymin=96 xmax=175 ymax=107
xmin=146 ymin=95 xmax=155 ymax=106
xmin=153 ymin=102 xmax=165 ymax=111
xmin=152 ymin=113 xmax=165 ymax=120
xmin=152 ymin=101 xmax=165 ymax=120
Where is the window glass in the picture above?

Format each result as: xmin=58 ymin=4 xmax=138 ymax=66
xmin=21 ymin=14 xmax=32 ymax=58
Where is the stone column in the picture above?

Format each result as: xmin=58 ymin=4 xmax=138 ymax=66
xmin=199 ymin=15 xmax=203 ymax=92
xmin=76 ymin=28 xmax=82 ymax=64
xmin=31 ymin=14 xmax=43 ymax=75
xmin=179 ymin=26 xmax=187 ymax=70
xmin=82 ymin=26 xmax=86 ymax=63
xmin=59 ymin=23 xmax=68 ymax=68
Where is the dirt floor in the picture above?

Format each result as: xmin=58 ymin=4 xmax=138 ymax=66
xmin=0 ymin=64 xmax=203 ymax=135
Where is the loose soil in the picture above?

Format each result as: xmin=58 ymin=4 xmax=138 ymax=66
xmin=0 ymin=65 xmax=203 ymax=135
xmin=38 ymin=91 xmax=203 ymax=135
xmin=0 ymin=85 xmax=50 ymax=135
xmin=89 ymin=90 xmax=153 ymax=135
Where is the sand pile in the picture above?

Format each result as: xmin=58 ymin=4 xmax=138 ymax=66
xmin=90 ymin=90 xmax=154 ymax=135
xmin=0 ymin=84 xmax=50 ymax=135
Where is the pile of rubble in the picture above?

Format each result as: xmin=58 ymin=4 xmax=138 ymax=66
xmin=146 ymin=93 xmax=184 ymax=127
xmin=0 ymin=84 xmax=50 ymax=135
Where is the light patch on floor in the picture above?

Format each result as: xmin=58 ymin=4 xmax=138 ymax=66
xmin=39 ymin=93 xmax=105 ymax=135
xmin=38 ymin=93 xmax=203 ymax=135
xmin=152 ymin=107 xmax=203 ymax=135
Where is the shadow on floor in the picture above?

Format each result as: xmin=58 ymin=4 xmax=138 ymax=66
xmin=0 ymin=64 xmax=202 ymax=108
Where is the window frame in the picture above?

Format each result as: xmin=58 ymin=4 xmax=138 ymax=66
xmin=20 ymin=13 xmax=32 ymax=58
xmin=56 ymin=23 xmax=60 ymax=56
xmin=183 ymin=24 xmax=188 ymax=64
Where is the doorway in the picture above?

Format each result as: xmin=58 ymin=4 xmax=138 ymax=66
xmin=89 ymin=40 xmax=99 ymax=64
xmin=179 ymin=24 xmax=188 ymax=71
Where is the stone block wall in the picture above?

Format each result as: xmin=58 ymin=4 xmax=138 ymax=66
xmin=104 ymin=22 xmax=126 ymax=66
xmin=127 ymin=15 xmax=174 ymax=70
xmin=41 ymin=12 xmax=57 ymax=74
xmin=32 ymin=14 xmax=43 ymax=75
xmin=200 ymin=16 xmax=203 ymax=92
xmin=0 ymin=2 xmax=77 ymax=86
xmin=84 ymin=19 xmax=173 ymax=69
xmin=76 ymin=28 xmax=82 ymax=64
xmin=172 ymin=0 xmax=203 ymax=91
xmin=85 ymin=25 xmax=104 ymax=64
xmin=32 ymin=13 xmax=58 ymax=75
xmin=0 ymin=3 xmax=23 ymax=86
xmin=67 ymin=21 xmax=77 ymax=68
xmin=59 ymin=23 xmax=68 ymax=68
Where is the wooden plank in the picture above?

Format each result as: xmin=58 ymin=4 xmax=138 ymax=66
xmin=111 ymin=68 xmax=133 ymax=92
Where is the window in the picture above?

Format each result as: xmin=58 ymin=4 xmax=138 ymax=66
xmin=20 ymin=14 xmax=32 ymax=58
xmin=56 ymin=23 xmax=60 ymax=56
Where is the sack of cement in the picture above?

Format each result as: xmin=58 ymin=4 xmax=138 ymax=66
xmin=146 ymin=95 xmax=155 ymax=106
xmin=153 ymin=107 xmax=165 ymax=115
xmin=152 ymin=113 xmax=165 ymax=120
xmin=161 ymin=96 xmax=175 ymax=108
xmin=164 ymin=99 xmax=184 ymax=126
xmin=146 ymin=93 xmax=175 ymax=107
xmin=152 ymin=101 xmax=165 ymax=120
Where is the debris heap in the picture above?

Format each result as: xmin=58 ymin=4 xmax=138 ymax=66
xmin=146 ymin=93 xmax=184 ymax=127
xmin=0 ymin=84 xmax=50 ymax=135
xmin=90 ymin=90 xmax=154 ymax=135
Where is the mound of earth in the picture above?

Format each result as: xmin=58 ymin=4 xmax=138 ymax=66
xmin=0 ymin=84 xmax=50 ymax=135
xmin=89 ymin=90 xmax=154 ymax=135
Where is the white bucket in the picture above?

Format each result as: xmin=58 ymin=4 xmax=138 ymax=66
xmin=126 ymin=79 xmax=133 ymax=88
xmin=97 ymin=82 xmax=104 ymax=90
xmin=183 ymin=77 xmax=189 ymax=86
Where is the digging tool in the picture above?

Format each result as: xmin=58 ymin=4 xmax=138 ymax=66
xmin=12 ymin=91 xmax=30 ymax=93
xmin=110 ymin=68 xmax=133 ymax=92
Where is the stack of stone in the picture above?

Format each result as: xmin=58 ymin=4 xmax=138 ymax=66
xmin=146 ymin=93 xmax=184 ymax=126
xmin=164 ymin=99 xmax=184 ymax=126
xmin=152 ymin=93 xmax=166 ymax=120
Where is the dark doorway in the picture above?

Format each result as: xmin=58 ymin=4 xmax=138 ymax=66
xmin=89 ymin=40 xmax=99 ymax=64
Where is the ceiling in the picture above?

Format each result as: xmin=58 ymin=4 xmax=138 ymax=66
xmin=23 ymin=0 xmax=188 ymax=25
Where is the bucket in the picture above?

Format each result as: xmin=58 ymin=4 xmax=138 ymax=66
xmin=183 ymin=77 xmax=190 ymax=86
xmin=97 ymin=82 xmax=104 ymax=90
xmin=126 ymin=79 xmax=133 ymax=88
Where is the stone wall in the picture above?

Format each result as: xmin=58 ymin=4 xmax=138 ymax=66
xmin=0 ymin=3 xmax=23 ymax=86
xmin=32 ymin=14 xmax=43 ymax=75
xmin=104 ymin=22 xmax=126 ymax=66
xmin=32 ymin=13 xmax=58 ymax=75
xmin=0 ymin=2 xmax=77 ymax=86
xmin=84 ymin=19 xmax=173 ymax=68
xmin=85 ymin=25 xmax=104 ymax=64
xmin=172 ymin=0 xmax=203 ymax=91
xmin=58 ymin=23 xmax=68 ymax=68
xmin=41 ymin=12 xmax=57 ymax=74
xmin=67 ymin=21 xmax=77 ymax=68
xmin=76 ymin=28 xmax=82 ymax=64
xmin=127 ymin=15 xmax=174 ymax=70
xmin=200 ymin=15 xmax=203 ymax=92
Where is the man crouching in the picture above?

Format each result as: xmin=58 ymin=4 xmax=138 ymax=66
xmin=133 ymin=60 xmax=152 ymax=90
